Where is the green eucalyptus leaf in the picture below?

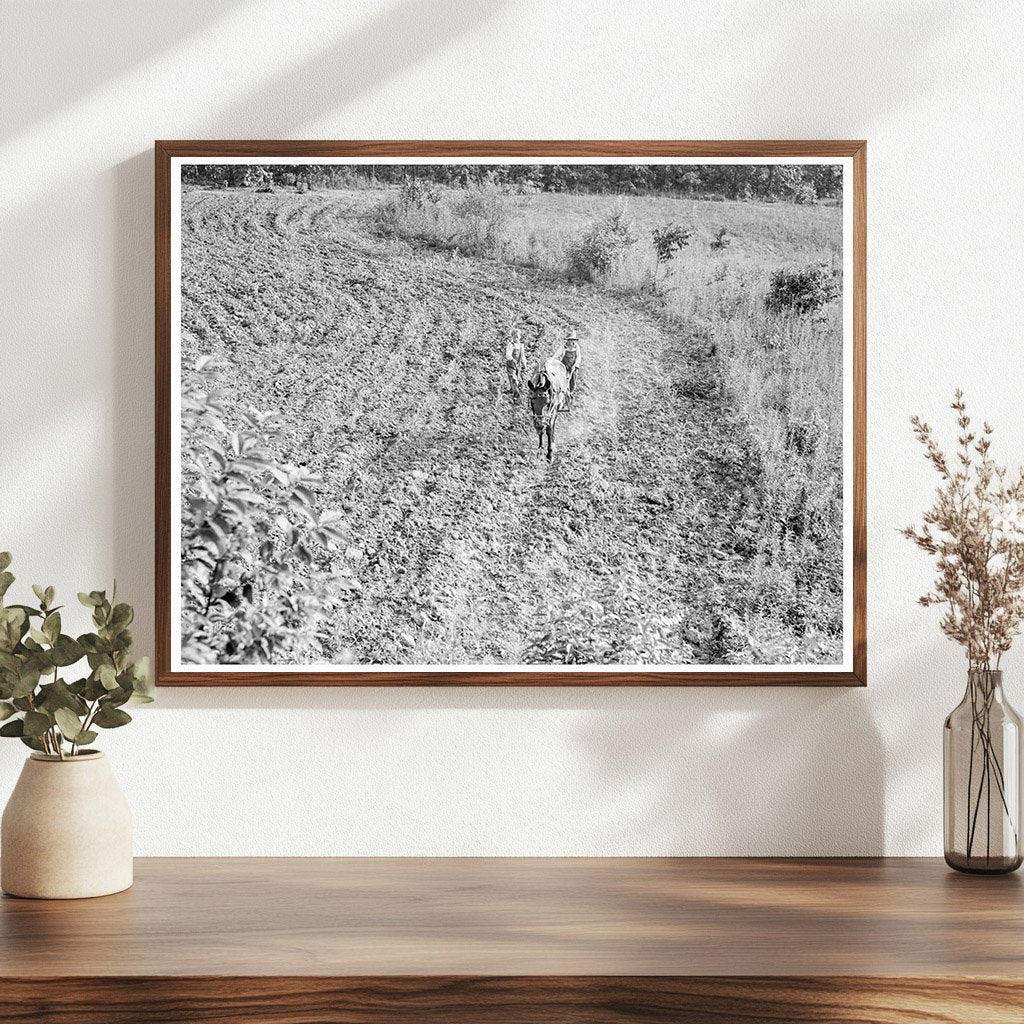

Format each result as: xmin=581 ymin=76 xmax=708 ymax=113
xmin=44 ymin=586 xmax=55 ymax=608
xmin=110 ymin=604 xmax=134 ymax=629
xmin=0 ymin=718 xmax=24 ymax=737
xmin=92 ymin=705 xmax=131 ymax=729
xmin=82 ymin=636 xmax=112 ymax=657
xmin=0 ymin=701 xmax=15 ymax=721
xmin=36 ymin=679 xmax=88 ymax=716
xmin=11 ymin=666 xmax=41 ymax=699
xmin=42 ymin=611 xmax=60 ymax=644
xmin=0 ymin=552 xmax=11 ymax=573
xmin=104 ymin=685 xmax=132 ymax=708
xmin=113 ymin=629 xmax=134 ymax=654
xmin=8 ymin=605 xmax=42 ymax=619
xmin=28 ymin=626 xmax=49 ymax=646
xmin=12 ymin=697 xmax=32 ymax=712
xmin=22 ymin=710 xmax=51 ymax=738
xmin=129 ymin=656 xmax=154 ymax=699
xmin=50 ymin=635 xmax=85 ymax=667
xmin=78 ymin=592 xmax=99 ymax=608
xmin=19 ymin=734 xmax=45 ymax=752
xmin=53 ymin=707 xmax=84 ymax=741
xmin=0 ymin=607 xmax=26 ymax=652
xmin=0 ymin=572 xmax=14 ymax=602
xmin=83 ymin=675 xmax=107 ymax=701
xmin=31 ymin=584 xmax=47 ymax=608
xmin=98 ymin=664 xmax=118 ymax=690
xmin=74 ymin=730 xmax=98 ymax=746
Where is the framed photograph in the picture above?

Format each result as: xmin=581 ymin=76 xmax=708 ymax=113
xmin=156 ymin=141 xmax=865 ymax=686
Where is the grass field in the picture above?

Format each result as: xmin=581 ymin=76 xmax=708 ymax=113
xmin=179 ymin=183 xmax=844 ymax=666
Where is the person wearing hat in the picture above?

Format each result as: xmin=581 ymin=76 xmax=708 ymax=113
xmin=556 ymin=328 xmax=582 ymax=395
xmin=504 ymin=327 xmax=528 ymax=396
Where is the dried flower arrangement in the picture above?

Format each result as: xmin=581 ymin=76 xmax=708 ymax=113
xmin=902 ymin=391 xmax=1024 ymax=669
xmin=903 ymin=391 xmax=1023 ymax=869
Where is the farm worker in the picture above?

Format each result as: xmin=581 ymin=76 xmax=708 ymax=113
xmin=505 ymin=329 xmax=527 ymax=375
xmin=556 ymin=329 xmax=582 ymax=393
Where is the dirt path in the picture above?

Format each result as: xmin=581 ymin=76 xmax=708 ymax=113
xmin=181 ymin=190 xmax=763 ymax=665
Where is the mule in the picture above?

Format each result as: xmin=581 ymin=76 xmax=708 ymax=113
xmin=526 ymin=358 xmax=569 ymax=462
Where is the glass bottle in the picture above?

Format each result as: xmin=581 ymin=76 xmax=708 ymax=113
xmin=944 ymin=669 xmax=1022 ymax=873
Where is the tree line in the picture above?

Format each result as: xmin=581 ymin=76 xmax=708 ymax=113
xmin=183 ymin=162 xmax=840 ymax=202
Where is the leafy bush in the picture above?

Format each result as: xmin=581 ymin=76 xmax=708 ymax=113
xmin=0 ymin=554 xmax=153 ymax=757
xmin=566 ymin=204 xmax=638 ymax=281
xmin=400 ymin=178 xmax=441 ymax=209
xmin=765 ymin=261 xmax=838 ymax=314
xmin=451 ymin=182 xmax=509 ymax=250
xmin=372 ymin=178 xmax=512 ymax=257
xmin=180 ymin=357 xmax=354 ymax=664
xmin=710 ymin=227 xmax=731 ymax=251
xmin=791 ymin=181 xmax=817 ymax=205
xmin=652 ymin=223 xmax=692 ymax=265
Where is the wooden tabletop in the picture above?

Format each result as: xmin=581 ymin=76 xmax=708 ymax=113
xmin=1 ymin=856 xmax=1021 ymax=978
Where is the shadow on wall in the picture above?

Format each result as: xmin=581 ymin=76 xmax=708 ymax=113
xmin=0 ymin=1 xmax=244 ymax=138
xmin=574 ymin=687 xmax=884 ymax=856
xmin=212 ymin=0 xmax=509 ymax=136
xmin=147 ymin=681 xmax=886 ymax=856
xmin=722 ymin=0 xmax=971 ymax=132
xmin=108 ymin=152 xmax=157 ymax=663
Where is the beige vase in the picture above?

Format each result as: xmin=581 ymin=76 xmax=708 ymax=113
xmin=1 ymin=751 xmax=133 ymax=899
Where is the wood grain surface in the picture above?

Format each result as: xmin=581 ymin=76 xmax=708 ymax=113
xmin=2 ymin=857 xmax=1020 ymax=1023
xmin=155 ymin=139 xmax=867 ymax=687
xmin=0 ymin=976 xmax=1022 ymax=1024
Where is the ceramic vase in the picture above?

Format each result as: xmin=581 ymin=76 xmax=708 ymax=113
xmin=1 ymin=751 xmax=133 ymax=898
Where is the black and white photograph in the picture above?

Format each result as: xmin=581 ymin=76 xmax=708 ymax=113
xmin=168 ymin=151 xmax=856 ymax=677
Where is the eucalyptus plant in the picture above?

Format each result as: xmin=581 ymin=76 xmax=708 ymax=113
xmin=0 ymin=553 xmax=153 ymax=759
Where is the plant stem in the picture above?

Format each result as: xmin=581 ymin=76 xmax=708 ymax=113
xmin=53 ymin=665 xmax=64 ymax=761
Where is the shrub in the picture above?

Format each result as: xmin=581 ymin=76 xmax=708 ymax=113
xmin=399 ymin=178 xmax=441 ymax=208
xmin=372 ymin=179 xmax=512 ymax=256
xmin=451 ymin=181 xmax=509 ymax=250
xmin=765 ymin=261 xmax=838 ymax=314
xmin=652 ymin=223 xmax=692 ymax=265
xmin=791 ymin=181 xmax=817 ymax=205
xmin=710 ymin=227 xmax=731 ymax=251
xmin=566 ymin=203 xmax=638 ymax=281
xmin=180 ymin=357 xmax=355 ymax=664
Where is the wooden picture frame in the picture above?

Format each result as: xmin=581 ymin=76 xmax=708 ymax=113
xmin=156 ymin=140 xmax=866 ymax=686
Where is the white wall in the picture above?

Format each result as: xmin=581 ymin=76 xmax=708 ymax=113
xmin=1 ymin=0 xmax=1022 ymax=856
